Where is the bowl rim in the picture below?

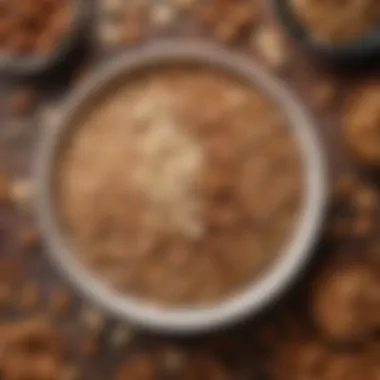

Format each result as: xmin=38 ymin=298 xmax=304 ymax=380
xmin=0 ymin=0 xmax=89 ymax=76
xmin=273 ymin=0 xmax=380 ymax=63
xmin=35 ymin=40 xmax=327 ymax=334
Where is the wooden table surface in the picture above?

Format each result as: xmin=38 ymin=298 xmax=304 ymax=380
xmin=1 ymin=1 xmax=379 ymax=379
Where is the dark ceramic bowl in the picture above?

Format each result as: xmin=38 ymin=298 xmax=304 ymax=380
xmin=0 ymin=0 xmax=91 ymax=77
xmin=274 ymin=0 xmax=380 ymax=65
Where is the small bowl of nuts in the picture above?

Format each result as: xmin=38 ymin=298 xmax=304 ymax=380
xmin=274 ymin=0 xmax=380 ymax=64
xmin=0 ymin=0 xmax=90 ymax=76
xmin=35 ymin=41 xmax=327 ymax=334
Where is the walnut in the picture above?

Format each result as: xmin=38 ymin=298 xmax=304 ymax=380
xmin=312 ymin=264 xmax=380 ymax=342
xmin=344 ymin=84 xmax=380 ymax=166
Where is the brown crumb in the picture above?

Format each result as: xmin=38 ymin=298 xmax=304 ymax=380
xmin=10 ymin=178 xmax=34 ymax=211
xmin=312 ymin=80 xmax=337 ymax=109
xmin=121 ymin=20 xmax=141 ymax=45
xmin=20 ymin=226 xmax=40 ymax=252
xmin=352 ymin=217 xmax=373 ymax=238
xmin=116 ymin=354 xmax=158 ymax=380
xmin=0 ymin=167 xmax=10 ymax=204
xmin=160 ymin=347 xmax=187 ymax=375
xmin=109 ymin=325 xmax=134 ymax=349
xmin=183 ymin=353 xmax=229 ymax=380
xmin=214 ymin=21 xmax=239 ymax=44
xmin=82 ymin=335 xmax=99 ymax=357
xmin=0 ymin=283 xmax=12 ymax=308
xmin=175 ymin=0 xmax=197 ymax=12
xmin=150 ymin=3 xmax=176 ymax=29
xmin=0 ymin=258 xmax=22 ymax=286
xmin=50 ymin=288 xmax=71 ymax=315
xmin=332 ymin=173 xmax=357 ymax=198
xmin=354 ymin=187 xmax=378 ymax=210
xmin=9 ymin=88 xmax=36 ymax=116
xmin=60 ymin=364 xmax=82 ymax=380
xmin=19 ymin=282 xmax=40 ymax=310
xmin=254 ymin=26 xmax=287 ymax=70
xmin=81 ymin=306 xmax=106 ymax=333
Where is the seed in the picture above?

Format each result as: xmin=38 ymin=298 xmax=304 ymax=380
xmin=60 ymin=365 xmax=82 ymax=380
xmin=98 ymin=20 xmax=122 ymax=47
xmin=161 ymin=348 xmax=186 ymax=374
xmin=150 ymin=3 xmax=176 ymax=28
xmin=109 ymin=324 xmax=134 ymax=349
xmin=10 ymin=178 xmax=34 ymax=211
xmin=81 ymin=306 xmax=106 ymax=333
xmin=40 ymin=104 xmax=61 ymax=130
xmin=254 ymin=26 xmax=287 ymax=70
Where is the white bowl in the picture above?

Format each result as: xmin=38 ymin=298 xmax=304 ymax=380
xmin=35 ymin=41 xmax=327 ymax=334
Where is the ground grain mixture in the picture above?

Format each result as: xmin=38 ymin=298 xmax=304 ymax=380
xmin=291 ymin=0 xmax=380 ymax=44
xmin=56 ymin=66 xmax=304 ymax=306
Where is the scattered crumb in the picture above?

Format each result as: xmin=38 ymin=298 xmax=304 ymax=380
xmin=121 ymin=21 xmax=142 ymax=45
xmin=98 ymin=20 xmax=122 ymax=47
xmin=332 ymin=173 xmax=356 ymax=198
xmin=60 ymin=365 xmax=82 ymax=380
xmin=354 ymin=188 xmax=378 ymax=210
xmin=352 ymin=217 xmax=373 ymax=238
xmin=150 ymin=3 xmax=176 ymax=29
xmin=0 ymin=167 xmax=10 ymax=204
xmin=0 ymin=283 xmax=12 ymax=308
xmin=175 ymin=0 xmax=197 ymax=12
xmin=81 ymin=306 xmax=106 ymax=333
xmin=0 ymin=258 xmax=23 ymax=286
xmin=82 ymin=335 xmax=99 ymax=357
xmin=312 ymin=81 xmax=337 ymax=109
xmin=161 ymin=347 xmax=186 ymax=375
xmin=50 ymin=288 xmax=71 ymax=315
xmin=19 ymin=282 xmax=40 ymax=310
xmin=20 ymin=226 xmax=40 ymax=252
xmin=109 ymin=324 xmax=134 ymax=349
xmin=10 ymin=178 xmax=34 ymax=211
xmin=115 ymin=354 xmax=158 ymax=380
xmin=40 ymin=104 xmax=62 ymax=130
xmin=214 ymin=22 xmax=239 ymax=44
xmin=254 ymin=26 xmax=287 ymax=70
xmin=100 ymin=0 xmax=125 ymax=15
xmin=9 ymin=89 xmax=36 ymax=116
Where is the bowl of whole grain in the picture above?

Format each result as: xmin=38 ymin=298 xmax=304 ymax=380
xmin=35 ymin=41 xmax=327 ymax=334
xmin=274 ymin=0 xmax=380 ymax=64
xmin=0 ymin=0 xmax=90 ymax=76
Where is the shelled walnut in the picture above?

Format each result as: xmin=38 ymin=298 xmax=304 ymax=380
xmin=0 ymin=318 xmax=66 ymax=380
xmin=199 ymin=0 xmax=259 ymax=44
xmin=343 ymin=84 xmax=380 ymax=167
xmin=327 ymin=174 xmax=378 ymax=241
xmin=0 ymin=0 xmax=73 ymax=58
xmin=312 ymin=263 xmax=380 ymax=343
